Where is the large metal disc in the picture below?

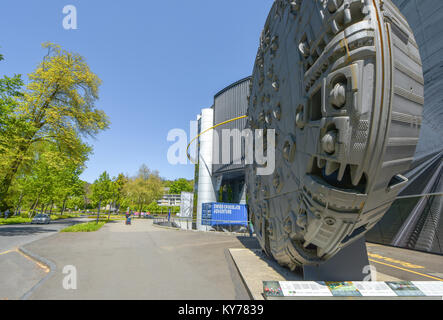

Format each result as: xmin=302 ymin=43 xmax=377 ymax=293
xmin=246 ymin=0 xmax=424 ymax=269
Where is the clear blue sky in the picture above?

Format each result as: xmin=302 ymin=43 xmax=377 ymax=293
xmin=0 ymin=0 xmax=272 ymax=183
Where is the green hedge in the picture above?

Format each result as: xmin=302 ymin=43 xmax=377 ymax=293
xmin=61 ymin=221 xmax=106 ymax=232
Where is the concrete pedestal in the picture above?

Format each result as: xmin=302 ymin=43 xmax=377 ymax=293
xmin=303 ymin=237 xmax=371 ymax=281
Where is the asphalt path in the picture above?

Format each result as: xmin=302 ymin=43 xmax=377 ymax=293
xmin=0 ymin=217 xmax=90 ymax=300
xmin=23 ymin=219 xmax=257 ymax=300
xmin=1 ymin=218 xmax=442 ymax=300
xmin=367 ymin=243 xmax=443 ymax=282
xmin=0 ymin=217 xmax=90 ymax=252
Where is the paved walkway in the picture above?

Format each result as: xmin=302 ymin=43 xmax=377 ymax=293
xmin=5 ymin=219 xmax=442 ymax=300
xmin=23 ymin=219 xmax=257 ymax=300
xmin=0 ymin=218 xmax=90 ymax=252
xmin=367 ymin=243 xmax=443 ymax=281
xmin=0 ymin=218 xmax=90 ymax=300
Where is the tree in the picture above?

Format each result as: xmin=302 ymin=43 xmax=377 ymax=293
xmin=0 ymin=43 xmax=110 ymax=210
xmin=91 ymin=171 xmax=114 ymax=223
xmin=169 ymin=178 xmax=193 ymax=194
xmin=146 ymin=201 xmax=161 ymax=213
xmin=113 ymin=173 xmax=128 ymax=213
xmin=9 ymin=140 xmax=88 ymax=217
xmin=0 ymin=73 xmax=23 ymax=131
xmin=122 ymin=165 xmax=163 ymax=213
xmin=0 ymin=54 xmax=25 ymax=183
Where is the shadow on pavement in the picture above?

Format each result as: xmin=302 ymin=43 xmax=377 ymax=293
xmin=0 ymin=219 xmax=86 ymax=237
xmin=0 ymin=226 xmax=58 ymax=236
xmin=236 ymin=236 xmax=262 ymax=250
xmin=235 ymin=235 xmax=303 ymax=278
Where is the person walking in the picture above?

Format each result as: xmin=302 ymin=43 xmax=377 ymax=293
xmin=125 ymin=210 xmax=132 ymax=225
xmin=248 ymin=220 xmax=255 ymax=237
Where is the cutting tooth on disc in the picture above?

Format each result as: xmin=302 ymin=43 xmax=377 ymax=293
xmin=245 ymin=0 xmax=423 ymax=269
xmin=325 ymin=161 xmax=340 ymax=176
xmin=317 ymin=247 xmax=326 ymax=257
xmin=350 ymin=165 xmax=363 ymax=186
xmin=317 ymin=158 xmax=326 ymax=169
xmin=337 ymin=163 xmax=346 ymax=181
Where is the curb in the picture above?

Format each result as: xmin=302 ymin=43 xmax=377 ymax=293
xmin=18 ymin=247 xmax=56 ymax=300
xmin=226 ymin=249 xmax=256 ymax=300
xmin=152 ymin=221 xmax=251 ymax=237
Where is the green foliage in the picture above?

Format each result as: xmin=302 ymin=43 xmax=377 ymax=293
xmin=8 ymin=141 xmax=88 ymax=216
xmin=0 ymin=217 xmax=31 ymax=225
xmin=50 ymin=214 xmax=77 ymax=220
xmin=0 ymin=74 xmax=23 ymax=136
xmin=0 ymin=46 xmax=194 ymax=217
xmin=91 ymin=171 xmax=114 ymax=207
xmin=61 ymin=221 xmax=106 ymax=232
xmin=0 ymin=43 xmax=109 ymax=210
xmin=113 ymin=173 xmax=128 ymax=210
xmin=162 ymin=180 xmax=173 ymax=189
xmin=168 ymin=178 xmax=193 ymax=194
xmin=170 ymin=206 xmax=180 ymax=213
xmin=122 ymin=165 xmax=164 ymax=213
xmin=66 ymin=196 xmax=85 ymax=211
xmin=146 ymin=201 xmax=161 ymax=212
xmin=0 ymin=214 xmax=75 ymax=225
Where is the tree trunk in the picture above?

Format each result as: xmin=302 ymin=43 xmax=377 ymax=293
xmin=15 ymin=193 xmax=23 ymax=216
xmin=0 ymin=140 xmax=34 ymax=211
xmin=30 ymin=193 xmax=41 ymax=218
xmin=29 ymin=199 xmax=37 ymax=218
xmin=96 ymin=199 xmax=101 ymax=224
xmin=107 ymin=200 xmax=114 ymax=222
xmin=61 ymin=197 xmax=67 ymax=216
xmin=49 ymin=200 xmax=54 ymax=215
xmin=0 ymin=87 xmax=61 ymax=210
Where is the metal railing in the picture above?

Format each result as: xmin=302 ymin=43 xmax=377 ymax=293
xmin=146 ymin=193 xmax=443 ymax=254
xmin=153 ymin=216 xmax=253 ymax=236
xmin=366 ymin=193 xmax=443 ymax=255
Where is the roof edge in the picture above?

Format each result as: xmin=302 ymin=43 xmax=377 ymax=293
xmin=214 ymin=76 xmax=252 ymax=99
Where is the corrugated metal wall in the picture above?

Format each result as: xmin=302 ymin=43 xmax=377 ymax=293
xmin=392 ymin=0 xmax=443 ymax=156
xmin=212 ymin=77 xmax=251 ymax=175
xmin=366 ymin=0 xmax=443 ymax=255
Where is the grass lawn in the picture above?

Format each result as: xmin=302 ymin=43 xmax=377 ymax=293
xmin=86 ymin=215 xmax=125 ymax=221
xmin=50 ymin=214 xmax=77 ymax=221
xmin=0 ymin=217 xmax=31 ymax=225
xmin=61 ymin=221 xmax=106 ymax=232
xmin=0 ymin=214 xmax=77 ymax=225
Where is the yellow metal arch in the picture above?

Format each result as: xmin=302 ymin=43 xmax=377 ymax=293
xmin=186 ymin=115 xmax=248 ymax=164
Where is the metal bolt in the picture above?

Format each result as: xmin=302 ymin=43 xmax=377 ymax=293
xmin=272 ymin=81 xmax=279 ymax=91
xmin=299 ymin=41 xmax=310 ymax=58
xmin=322 ymin=131 xmax=337 ymax=154
xmin=290 ymin=1 xmax=301 ymax=14
xmin=324 ymin=217 xmax=336 ymax=226
xmin=257 ymin=113 xmax=263 ymax=124
xmin=265 ymin=112 xmax=272 ymax=125
xmin=283 ymin=142 xmax=291 ymax=161
xmin=283 ymin=135 xmax=296 ymax=162
xmin=273 ymin=103 xmax=281 ymax=120
xmin=330 ymin=82 xmax=346 ymax=108
xmin=296 ymin=110 xmax=305 ymax=129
